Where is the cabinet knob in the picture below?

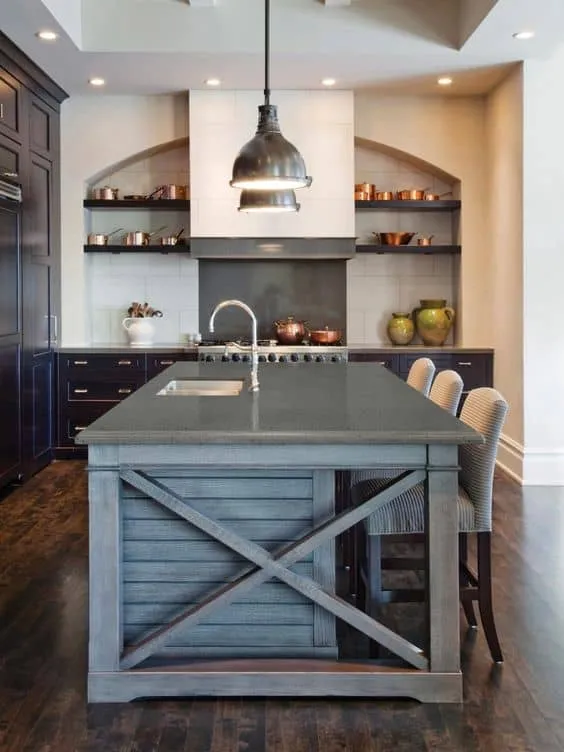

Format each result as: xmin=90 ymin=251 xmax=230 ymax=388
xmin=73 ymin=388 xmax=89 ymax=394
xmin=118 ymin=388 xmax=132 ymax=395
xmin=118 ymin=359 xmax=132 ymax=366
xmin=73 ymin=360 xmax=88 ymax=365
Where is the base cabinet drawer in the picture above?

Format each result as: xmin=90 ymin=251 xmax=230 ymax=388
xmin=63 ymin=354 xmax=144 ymax=374
xmin=451 ymin=356 xmax=490 ymax=391
xmin=66 ymin=379 xmax=143 ymax=402
xmin=348 ymin=353 xmax=398 ymax=371
xmin=147 ymin=352 xmax=197 ymax=380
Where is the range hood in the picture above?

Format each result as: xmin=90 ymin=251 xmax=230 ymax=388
xmin=188 ymin=90 xmax=355 ymax=259
xmin=190 ymin=237 xmax=356 ymax=260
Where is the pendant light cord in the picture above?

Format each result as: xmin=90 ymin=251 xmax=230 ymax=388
xmin=264 ymin=0 xmax=270 ymax=106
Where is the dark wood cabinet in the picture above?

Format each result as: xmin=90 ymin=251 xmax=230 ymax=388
xmin=0 ymin=33 xmax=67 ymax=488
xmin=0 ymin=67 xmax=21 ymax=142
xmin=0 ymin=344 xmax=21 ymax=485
xmin=56 ymin=350 xmax=197 ymax=457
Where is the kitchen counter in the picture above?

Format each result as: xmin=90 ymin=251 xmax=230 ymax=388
xmin=57 ymin=344 xmax=198 ymax=354
xmin=347 ymin=344 xmax=494 ymax=353
xmin=77 ymin=362 xmax=480 ymax=446
xmin=82 ymin=362 xmax=479 ymax=705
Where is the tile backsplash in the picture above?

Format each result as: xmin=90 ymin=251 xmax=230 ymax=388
xmin=86 ymin=253 xmax=199 ymax=344
xmin=346 ymin=254 xmax=457 ymax=345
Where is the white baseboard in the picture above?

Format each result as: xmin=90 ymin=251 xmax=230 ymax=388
xmin=497 ymin=434 xmax=564 ymax=486
xmin=497 ymin=434 xmax=524 ymax=484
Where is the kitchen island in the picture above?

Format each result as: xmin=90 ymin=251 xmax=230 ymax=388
xmin=78 ymin=361 xmax=481 ymax=703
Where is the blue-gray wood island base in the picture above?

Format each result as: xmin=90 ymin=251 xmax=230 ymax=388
xmin=77 ymin=362 xmax=481 ymax=704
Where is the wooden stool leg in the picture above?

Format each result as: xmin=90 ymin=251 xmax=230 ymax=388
xmin=477 ymin=531 xmax=503 ymax=663
xmin=367 ymin=534 xmax=382 ymax=659
xmin=459 ymin=533 xmax=477 ymax=628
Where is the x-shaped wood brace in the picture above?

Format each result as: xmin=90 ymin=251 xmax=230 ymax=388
xmin=119 ymin=468 xmax=428 ymax=671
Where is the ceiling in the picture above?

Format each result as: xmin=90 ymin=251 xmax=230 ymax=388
xmin=1 ymin=0 xmax=563 ymax=96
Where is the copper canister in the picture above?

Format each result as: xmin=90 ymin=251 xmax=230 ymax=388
xmin=354 ymin=183 xmax=374 ymax=200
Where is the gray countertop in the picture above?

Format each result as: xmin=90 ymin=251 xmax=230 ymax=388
xmin=76 ymin=362 xmax=482 ymax=446
xmin=57 ymin=344 xmax=197 ymax=354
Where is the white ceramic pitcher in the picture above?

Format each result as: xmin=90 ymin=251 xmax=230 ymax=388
xmin=122 ymin=317 xmax=156 ymax=346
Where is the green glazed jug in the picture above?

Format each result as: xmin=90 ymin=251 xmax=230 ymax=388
xmin=386 ymin=312 xmax=415 ymax=346
xmin=412 ymin=299 xmax=455 ymax=346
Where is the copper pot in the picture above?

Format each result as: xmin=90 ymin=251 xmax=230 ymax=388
xmin=154 ymin=184 xmax=188 ymax=200
xmin=354 ymin=183 xmax=374 ymax=201
xmin=424 ymin=191 xmax=453 ymax=201
xmin=273 ymin=316 xmax=307 ymax=345
xmin=309 ymin=326 xmax=342 ymax=345
xmin=374 ymin=191 xmax=394 ymax=201
xmin=397 ymin=188 xmax=430 ymax=201
xmin=123 ymin=226 xmax=167 ymax=246
xmin=417 ymin=235 xmax=435 ymax=246
xmin=91 ymin=186 xmax=119 ymax=200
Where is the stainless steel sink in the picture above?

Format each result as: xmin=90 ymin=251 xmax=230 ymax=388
xmin=157 ymin=379 xmax=245 ymax=396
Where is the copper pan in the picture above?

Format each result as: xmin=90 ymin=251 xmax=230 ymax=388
xmin=397 ymin=188 xmax=430 ymax=201
xmin=308 ymin=326 xmax=342 ymax=345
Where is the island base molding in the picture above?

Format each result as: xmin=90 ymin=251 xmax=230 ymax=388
xmin=88 ymin=663 xmax=463 ymax=703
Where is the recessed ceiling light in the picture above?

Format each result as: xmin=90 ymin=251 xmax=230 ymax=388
xmin=205 ymin=78 xmax=221 ymax=86
xmin=89 ymin=77 xmax=105 ymax=87
xmin=36 ymin=30 xmax=58 ymax=41
xmin=513 ymin=30 xmax=535 ymax=40
xmin=437 ymin=76 xmax=453 ymax=86
xmin=322 ymin=78 xmax=337 ymax=87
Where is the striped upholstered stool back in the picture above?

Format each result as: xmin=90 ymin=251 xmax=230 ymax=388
xmin=406 ymin=357 xmax=436 ymax=397
xmin=429 ymin=369 xmax=464 ymax=415
xmin=459 ymin=388 xmax=509 ymax=532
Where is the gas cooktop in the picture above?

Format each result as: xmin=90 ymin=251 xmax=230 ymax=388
xmin=197 ymin=339 xmax=348 ymax=363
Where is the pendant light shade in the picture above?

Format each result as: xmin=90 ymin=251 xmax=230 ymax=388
xmin=238 ymin=189 xmax=300 ymax=213
xmin=230 ymin=0 xmax=312 ymax=193
xmin=231 ymin=105 xmax=312 ymax=190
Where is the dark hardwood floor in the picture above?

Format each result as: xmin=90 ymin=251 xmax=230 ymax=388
xmin=0 ymin=462 xmax=563 ymax=751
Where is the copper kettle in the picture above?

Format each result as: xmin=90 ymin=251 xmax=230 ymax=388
xmin=273 ymin=315 xmax=307 ymax=345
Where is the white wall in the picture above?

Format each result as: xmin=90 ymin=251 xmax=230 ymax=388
xmin=522 ymin=53 xmax=564 ymax=484
xmin=354 ymin=93 xmax=490 ymax=347
xmin=485 ymin=67 xmax=525 ymax=481
xmin=59 ymin=94 xmax=192 ymax=345
xmin=189 ymin=90 xmax=354 ymax=238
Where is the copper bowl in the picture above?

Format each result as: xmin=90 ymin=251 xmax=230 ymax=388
xmin=309 ymin=327 xmax=342 ymax=345
xmin=373 ymin=232 xmax=416 ymax=246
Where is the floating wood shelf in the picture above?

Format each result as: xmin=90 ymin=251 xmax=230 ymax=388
xmin=355 ymin=244 xmax=461 ymax=255
xmin=83 ymin=244 xmax=191 ymax=254
xmin=355 ymin=200 xmax=460 ymax=211
xmin=83 ymin=199 xmax=190 ymax=210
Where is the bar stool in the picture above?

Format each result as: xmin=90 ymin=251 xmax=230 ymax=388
xmin=406 ymin=357 xmax=436 ymax=396
xmin=353 ymin=387 xmax=509 ymax=662
xmin=428 ymin=369 xmax=464 ymax=415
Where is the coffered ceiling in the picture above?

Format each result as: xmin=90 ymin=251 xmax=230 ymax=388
xmin=1 ymin=0 xmax=563 ymax=95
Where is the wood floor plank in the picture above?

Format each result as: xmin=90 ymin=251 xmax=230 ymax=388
xmin=0 ymin=463 xmax=563 ymax=751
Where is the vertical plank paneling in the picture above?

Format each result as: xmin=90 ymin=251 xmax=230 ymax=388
xmin=312 ymin=470 xmax=337 ymax=649
xmin=425 ymin=444 xmax=460 ymax=673
xmin=88 ymin=468 xmax=122 ymax=672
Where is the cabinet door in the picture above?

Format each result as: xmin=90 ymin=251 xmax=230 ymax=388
xmin=0 ymin=344 xmax=21 ymax=487
xmin=0 ymin=68 xmax=21 ymax=142
xmin=21 ymin=149 xmax=60 ymax=474
xmin=0 ymin=202 xmax=20 ymax=337
xmin=0 ymin=131 xmax=22 ymax=180
xmin=29 ymin=95 xmax=53 ymax=158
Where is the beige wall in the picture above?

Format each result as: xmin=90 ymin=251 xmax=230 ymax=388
xmin=354 ymin=93 xmax=490 ymax=347
xmin=485 ymin=66 xmax=524 ymax=480
xmin=59 ymin=94 xmax=189 ymax=345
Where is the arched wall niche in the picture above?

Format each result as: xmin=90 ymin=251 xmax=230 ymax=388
xmin=87 ymin=137 xmax=189 ymax=198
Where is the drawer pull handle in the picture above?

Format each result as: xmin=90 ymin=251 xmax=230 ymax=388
xmin=118 ymin=359 xmax=132 ymax=366
xmin=376 ymin=361 xmax=387 ymax=366
xmin=160 ymin=360 xmax=174 ymax=365
xmin=457 ymin=361 xmax=472 ymax=367
xmin=73 ymin=360 xmax=88 ymax=365
xmin=0 ymin=103 xmax=4 ymax=120
xmin=74 ymin=425 xmax=87 ymax=431
xmin=73 ymin=388 xmax=89 ymax=394
xmin=118 ymin=388 xmax=132 ymax=395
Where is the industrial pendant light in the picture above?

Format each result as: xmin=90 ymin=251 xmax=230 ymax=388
xmin=230 ymin=0 xmax=312 ymax=192
xmin=238 ymin=189 xmax=300 ymax=213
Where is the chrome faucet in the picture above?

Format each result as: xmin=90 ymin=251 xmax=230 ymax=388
xmin=209 ymin=299 xmax=260 ymax=392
